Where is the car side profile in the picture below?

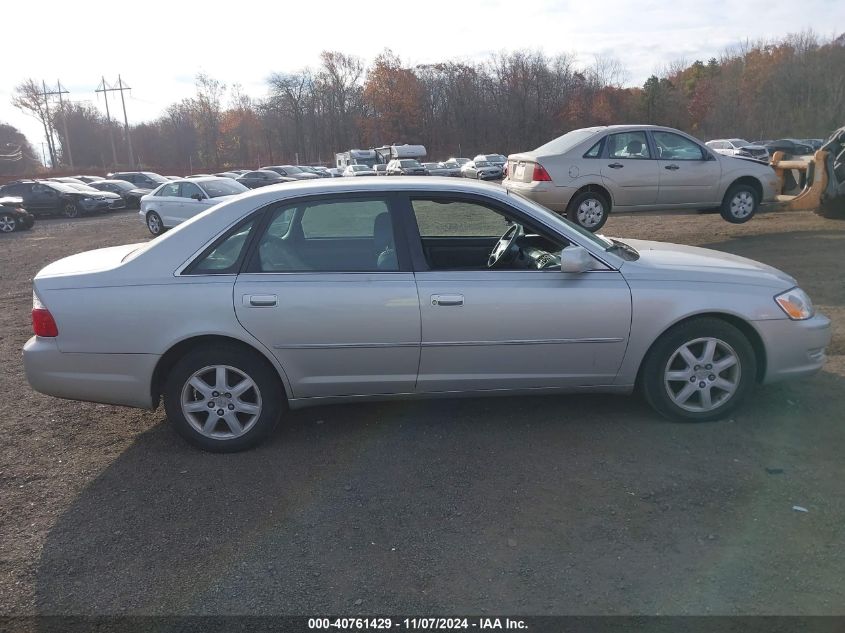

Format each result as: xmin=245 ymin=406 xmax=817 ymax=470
xmin=705 ymin=139 xmax=770 ymax=162
xmin=139 ymin=177 xmax=248 ymax=235
xmin=504 ymin=125 xmax=781 ymax=231
xmin=24 ymin=179 xmax=829 ymax=452
xmin=0 ymin=180 xmax=113 ymax=218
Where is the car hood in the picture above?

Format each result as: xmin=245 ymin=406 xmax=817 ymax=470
xmin=129 ymin=188 xmax=151 ymax=195
xmin=738 ymin=144 xmax=767 ymax=150
xmin=617 ymin=239 xmax=796 ymax=289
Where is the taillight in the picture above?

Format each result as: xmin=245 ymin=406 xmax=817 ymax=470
xmin=532 ymin=163 xmax=552 ymax=182
xmin=32 ymin=292 xmax=58 ymax=337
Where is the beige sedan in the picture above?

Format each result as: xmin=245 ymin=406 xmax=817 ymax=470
xmin=503 ymin=124 xmax=780 ymax=231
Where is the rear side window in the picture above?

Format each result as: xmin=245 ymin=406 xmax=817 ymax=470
xmin=301 ymin=199 xmax=388 ymax=238
xmin=158 ymin=183 xmax=180 ymax=197
xmin=186 ymin=218 xmax=257 ymax=275
xmin=608 ymin=132 xmax=651 ymax=159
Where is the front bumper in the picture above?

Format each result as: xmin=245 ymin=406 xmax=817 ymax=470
xmin=79 ymin=199 xmax=112 ymax=213
xmin=755 ymin=313 xmax=831 ymax=383
xmin=23 ymin=336 xmax=159 ymax=409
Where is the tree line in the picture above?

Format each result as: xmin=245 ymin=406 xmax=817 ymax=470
xmin=3 ymin=30 xmax=844 ymax=177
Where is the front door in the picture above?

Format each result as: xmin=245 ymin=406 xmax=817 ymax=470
xmin=652 ymin=130 xmax=721 ymax=206
xmin=600 ymin=131 xmax=659 ymax=208
xmin=233 ymin=194 xmax=421 ymax=399
xmin=404 ymin=195 xmax=632 ymax=393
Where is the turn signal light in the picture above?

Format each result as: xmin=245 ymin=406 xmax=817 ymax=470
xmin=532 ymin=163 xmax=552 ymax=182
xmin=774 ymin=288 xmax=814 ymax=320
xmin=32 ymin=308 xmax=59 ymax=337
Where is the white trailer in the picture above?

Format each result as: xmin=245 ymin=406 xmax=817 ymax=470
xmin=335 ymin=149 xmax=379 ymax=169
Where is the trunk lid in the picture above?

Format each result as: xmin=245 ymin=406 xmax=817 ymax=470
xmin=35 ymin=243 xmax=145 ymax=280
xmin=506 ymin=152 xmax=541 ymax=183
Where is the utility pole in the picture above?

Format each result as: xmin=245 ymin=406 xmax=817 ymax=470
xmin=116 ymin=75 xmax=135 ymax=168
xmin=95 ymin=76 xmax=119 ymax=168
xmin=41 ymin=81 xmax=57 ymax=168
xmin=53 ymin=80 xmax=73 ymax=169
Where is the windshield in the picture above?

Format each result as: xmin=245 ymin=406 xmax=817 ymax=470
xmin=282 ymin=166 xmax=302 ymax=174
xmin=103 ymin=180 xmax=133 ymax=191
xmin=400 ymin=160 xmax=421 ymax=168
xmin=475 ymin=160 xmax=491 ymax=167
xmin=201 ymin=179 xmax=249 ymax=198
xmin=67 ymin=183 xmax=99 ymax=192
xmin=142 ymin=172 xmax=169 ymax=184
xmin=730 ymin=139 xmax=750 ymax=146
xmin=351 ymin=165 xmax=368 ymax=171
xmin=509 ymin=191 xmax=618 ymax=250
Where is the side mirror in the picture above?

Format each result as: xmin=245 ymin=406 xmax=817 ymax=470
xmin=560 ymin=245 xmax=595 ymax=273
xmin=192 ymin=193 xmax=205 ymax=201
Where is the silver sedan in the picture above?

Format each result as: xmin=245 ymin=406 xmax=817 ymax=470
xmin=24 ymin=178 xmax=830 ymax=452
xmin=504 ymin=124 xmax=780 ymax=231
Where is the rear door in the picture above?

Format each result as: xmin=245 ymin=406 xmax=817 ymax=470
xmin=233 ymin=194 xmax=421 ymax=399
xmin=153 ymin=182 xmax=183 ymax=226
xmin=600 ymin=131 xmax=659 ymax=208
xmin=652 ymin=130 xmax=721 ymax=206
xmin=178 ymin=181 xmax=214 ymax=223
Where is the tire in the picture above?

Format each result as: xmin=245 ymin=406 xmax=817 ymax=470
xmin=566 ymin=190 xmax=610 ymax=232
xmin=163 ymin=344 xmax=284 ymax=452
xmin=62 ymin=201 xmax=80 ymax=219
xmin=0 ymin=213 xmax=17 ymax=233
xmin=640 ymin=317 xmax=757 ymax=422
xmin=720 ymin=184 xmax=758 ymax=224
xmin=146 ymin=211 xmax=164 ymax=236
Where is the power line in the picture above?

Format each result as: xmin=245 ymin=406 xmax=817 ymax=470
xmin=95 ymin=76 xmax=135 ymax=168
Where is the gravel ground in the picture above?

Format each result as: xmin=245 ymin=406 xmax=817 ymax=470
xmin=0 ymin=206 xmax=843 ymax=616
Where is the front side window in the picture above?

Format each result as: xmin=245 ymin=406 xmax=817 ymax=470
xmin=187 ymin=218 xmax=256 ymax=275
xmin=180 ymin=182 xmax=204 ymax=199
xmin=652 ymin=131 xmax=705 ymax=160
xmin=250 ymin=198 xmax=399 ymax=273
xmin=608 ymin=132 xmax=651 ymax=159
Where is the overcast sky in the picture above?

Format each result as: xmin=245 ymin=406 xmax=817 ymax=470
xmin=1 ymin=0 xmax=842 ymax=154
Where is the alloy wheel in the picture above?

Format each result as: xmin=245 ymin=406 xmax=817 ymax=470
xmin=0 ymin=214 xmax=15 ymax=233
xmin=663 ymin=337 xmax=741 ymax=412
xmin=180 ymin=365 xmax=262 ymax=439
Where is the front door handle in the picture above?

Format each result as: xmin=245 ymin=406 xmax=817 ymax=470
xmin=431 ymin=294 xmax=464 ymax=307
xmin=664 ymin=164 xmax=680 ymax=171
xmin=246 ymin=294 xmax=277 ymax=307
xmin=608 ymin=162 xmax=624 ymax=169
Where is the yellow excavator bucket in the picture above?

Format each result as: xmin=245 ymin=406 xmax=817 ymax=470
xmin=771 ymin=127 xmax=845 ymax=217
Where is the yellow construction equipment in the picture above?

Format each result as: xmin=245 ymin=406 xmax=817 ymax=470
xmin=771 ymin=126 xmax=845 ymax=217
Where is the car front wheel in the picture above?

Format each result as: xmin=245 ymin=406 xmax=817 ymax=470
xmin=566 ymin=190 xmax=610 ymax=232
xmin=163 ymin=345 xmax=284 ymax=452
xmin=721 ymin=184 xmax=758 ymax=223
xmin=641 ymin=317 xmax=757 ymax=422
xmin=0 ymin=213 xmax=17 ymax=233
xmin=146 ymin=211 xmax=164 ymax=236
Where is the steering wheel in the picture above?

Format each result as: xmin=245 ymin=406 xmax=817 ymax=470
xmin=487 ymin=223 xmax=523 ymax=268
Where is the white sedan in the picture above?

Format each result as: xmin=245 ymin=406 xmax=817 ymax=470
xmin=140 ymin=177 xmax=248 ymax=235
xmin=343 ymin=165 xmax=377 ymax=177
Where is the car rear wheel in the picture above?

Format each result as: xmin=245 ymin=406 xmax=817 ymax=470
xmin=163 ymin=345 xmax=284 ymax=452
xmin=0 ymin=213 xmax=17 ymax=233
xmin=146 ymin=211 xmax=164 ymax=236
xmin=641 ymin=317 xmax=757 ymax=422
xmin=566 ymin=190 xmax=610 ymax=232
xmin=721 ymin=184 xmax=758 ymax=223
xmin=62 ymin=202 xmax=80 ymax=219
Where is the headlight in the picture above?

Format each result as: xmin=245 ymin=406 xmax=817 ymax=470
xmin=775 ymin=287 xmax=814 ymax=320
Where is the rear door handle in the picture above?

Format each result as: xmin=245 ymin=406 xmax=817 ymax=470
xmin=608 ymin=162 xmax=624 ymax=169
xmin=664 ymin=164 xmax=680 ymax=171
xmin=245 ymin=294 xmax=277 ymax=307
xmin=431 ymin=294 xmax=464 ymax=307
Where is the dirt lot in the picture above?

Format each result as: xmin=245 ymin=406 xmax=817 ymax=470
xmin=0 ymin=206 xmax=843 ymax=616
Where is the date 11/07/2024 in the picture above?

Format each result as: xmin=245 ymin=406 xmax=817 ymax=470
xmin=308 ymin=617 xmax=528 ymax=630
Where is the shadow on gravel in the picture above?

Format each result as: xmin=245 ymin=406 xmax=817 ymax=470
xmin=700 ymin=230 xmax=845 ymax=308
xmin=34 ymin=374 xmax=845 ymax=616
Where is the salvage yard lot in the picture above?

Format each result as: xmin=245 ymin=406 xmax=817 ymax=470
xmin=1 ymin=207 xmax=844 ymax=615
